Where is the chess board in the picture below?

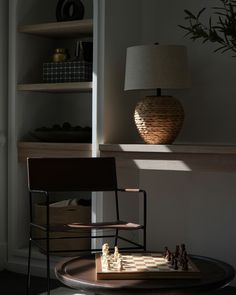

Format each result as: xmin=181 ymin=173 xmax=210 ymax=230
xmin=95 ymin=252 xmax=201 ymax=280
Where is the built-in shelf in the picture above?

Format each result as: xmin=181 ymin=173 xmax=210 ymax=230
xmin=100 ymin=144 xmax=236 ymax=172
xmin=18 ymin=19 xmax=93 ymax=38
xmin=99 ymin=144 xmax=236 ymax=155
xmin=18 ymin=142 xmax=92 ymax=162
xmin=17 ymin=82 xmax=93 ymax=93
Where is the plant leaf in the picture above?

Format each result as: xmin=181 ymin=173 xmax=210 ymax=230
xmin=184 ymin=9 xmax=197 ymax=19
xmin=197 ymin=7 xmax=206 ymax=19
xmin=179 ymin=1 xmax=236 ymax=56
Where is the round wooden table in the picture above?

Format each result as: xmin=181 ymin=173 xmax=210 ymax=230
xmin=55 ymin=254 xmax=235 ymax=295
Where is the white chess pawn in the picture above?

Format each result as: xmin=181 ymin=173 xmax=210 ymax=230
xmin=102 ymin=243 xmax=110 ymax=270
xmin=102 ymin=254 xmax=107 ymax=269
xmin=107 ymin=259 xmax=111 ymax=270
xmin=103 ymin=255 xmax=111 ymax=271
xmin=102 ymin=243 xmax=109 ymax=256
xmin=117 ymin=256 xmax=123 ymax=271
xmin=114 ymin=246 xmax=119 ymax=261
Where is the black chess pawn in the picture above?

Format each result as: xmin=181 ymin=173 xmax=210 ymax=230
xmin=171 ymin=253 xmax=175 ymax=267
xmin=181 ymin=251 xmax=189 ymax=270
xmin=180 ymin=243 xmax=186 ymax=254
xmin=180 ymin=244 xmax=187 ymax=257
xmin=182 ymin=256 xmax=189 ymax=271
xmin=175 ymin=245 xmax=180 ymax=258
xmin=179 ymin=244 xmax=184 ymax=265
xmin=183 ymin=250 xmax=188 ymax=260
xmin=179 ymin=254 xmax=184 ymax=267
xmin=174 ymin=257 xmax=178 ymax=270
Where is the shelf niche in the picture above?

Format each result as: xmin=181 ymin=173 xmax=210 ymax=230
xmin=18 ymin=141 xmax=92 ymax=162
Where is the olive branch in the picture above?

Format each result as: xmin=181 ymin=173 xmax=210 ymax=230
xmin=179 ymin=0 xmax=236 ymax=56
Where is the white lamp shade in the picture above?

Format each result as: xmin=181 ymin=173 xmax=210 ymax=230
xmin=124 ymin=44 xmax=191 ymax=90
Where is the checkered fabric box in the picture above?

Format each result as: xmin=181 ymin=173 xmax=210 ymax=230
xmin=43 ymin=61 xmax=92 ymax=83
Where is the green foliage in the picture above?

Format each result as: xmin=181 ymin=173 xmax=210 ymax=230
xmin=179 ymin=0 xmax=236 ymax=56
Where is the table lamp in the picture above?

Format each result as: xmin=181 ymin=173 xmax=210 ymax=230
xmin=124 ymin=44 xmax=191 ymax=144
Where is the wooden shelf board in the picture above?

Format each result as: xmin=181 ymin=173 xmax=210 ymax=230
xmin=99 ymin=144 xmax=236 ymax=173
xmin=99 ymin=144 xmax=236 ymax=155
xmin=17 ymin=82 xmax=92 ymax=93
xmin=18 ymin=19 xmax=93 ymax=38
xmin=18 ymin=142 xmax=92 ymax=162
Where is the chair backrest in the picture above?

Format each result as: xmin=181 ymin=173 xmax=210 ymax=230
xmin=27 ymin=157 xmax=118 ymax=192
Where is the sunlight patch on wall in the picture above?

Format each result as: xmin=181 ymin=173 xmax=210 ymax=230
xmin=133 ymin=159 xmax=192 ymax=171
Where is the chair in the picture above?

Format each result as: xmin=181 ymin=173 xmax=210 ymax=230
xmin=26 ymin=157 xmax=147 ymax=295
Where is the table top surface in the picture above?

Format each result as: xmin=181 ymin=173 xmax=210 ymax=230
xmin=55 ymin=253 xmax=235 ymax=295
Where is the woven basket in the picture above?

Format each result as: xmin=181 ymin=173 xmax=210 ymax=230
xmin=134 ymin=96 xmax=184 ymax=144
xmin=34 ymin=202 xmax=91 ymax=256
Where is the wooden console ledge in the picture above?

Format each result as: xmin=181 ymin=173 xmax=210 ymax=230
xmin=99 ymin=144 xmax=236 ymax=172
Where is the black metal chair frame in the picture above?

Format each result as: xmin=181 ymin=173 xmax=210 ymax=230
xmin=26 ymin=157 xmax=147 ymax=295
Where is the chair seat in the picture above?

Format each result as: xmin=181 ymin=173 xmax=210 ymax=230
xmin=38 ymin=221 xmax=143 ymax=232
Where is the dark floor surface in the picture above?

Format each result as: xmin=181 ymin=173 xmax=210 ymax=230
xmin=0 ymin=269 xmax=235 ymax=295
xmin=0 ymin=269 xmax=62 ymax=295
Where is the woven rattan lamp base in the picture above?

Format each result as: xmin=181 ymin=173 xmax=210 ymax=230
xmin=134 ymin=96 xmax=184 ymax=144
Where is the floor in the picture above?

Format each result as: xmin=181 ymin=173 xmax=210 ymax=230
xmin=0 ymin=269 xmax=235 ymax=295
xmin=0 ymin=270 xmax=62 ymax=295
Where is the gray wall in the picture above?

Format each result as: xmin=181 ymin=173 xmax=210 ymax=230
xmin=102 ymin=0 xmax=236 ymax=286
xmin=103 ymin=0 xmax=142 ymax=144
xmin=103 ymin=0 xmax=236 ymax=145
xmin=138 ymin=0 xmax=236 ymax=285
xmin=140 ymin=0 xmax=236 ymax=144
xmin=0 ymin=0 xmax=8 ymax=269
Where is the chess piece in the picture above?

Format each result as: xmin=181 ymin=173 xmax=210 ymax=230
xmin=163 ymin=246 xmax=169 ymax=258
xmin=117 ymin=256 xmax=123 ymax=271
xmin=174 ymin=257 xmax=178 ymax=270
xmin=182 ymin=251 xmax=188 ymax=270
xmin=114 ymin=246 xmax=119 ymax=261
xmin=180 ymin=243 xmax=186 ymax=255
xmin=101 ymin=243 xmax=110 ymax=270
xmin=102 ymin=243 xmax=109 ymax=256
xmin=175 ymin=245 xmax=180 ymax=258
xmin=182 ymin=260 xmax=188 ymax=271
xmin=166 ymin=249 xmax=172 ymax=262
xmin=182 ymin=250 xmax=188 ymax=263
xmin=107 ymin=258 xmax=111 ymax=270
xmin=102 ymin=256 xmax=108 ymax=270
xmin=180 ymin=243 xmax=187 ymax=265
xmin=171 ymin=253 xmax=175 ymax=267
